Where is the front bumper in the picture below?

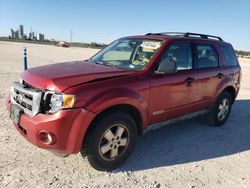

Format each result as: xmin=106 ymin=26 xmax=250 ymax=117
xmin=6 ymin=96 xmax=96 ymax=155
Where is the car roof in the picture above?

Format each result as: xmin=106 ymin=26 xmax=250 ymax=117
xmin=122 ymin=32 xmax=229 ymax=45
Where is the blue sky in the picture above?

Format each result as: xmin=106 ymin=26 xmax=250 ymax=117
xmin=0 ymin=0 xmax=249 ymax=50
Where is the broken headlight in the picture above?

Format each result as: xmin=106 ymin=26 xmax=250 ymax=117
xmin=47 ymin=93 xmax=75 ymax=113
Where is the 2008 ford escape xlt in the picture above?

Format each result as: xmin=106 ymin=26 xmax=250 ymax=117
xmin=6 ymin=32 xmax=241 ymax=171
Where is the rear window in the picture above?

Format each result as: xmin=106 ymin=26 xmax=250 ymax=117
xmin=220 ymin=45 xmax=238 ymax=66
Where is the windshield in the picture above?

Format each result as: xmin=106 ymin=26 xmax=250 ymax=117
xmin=90 ymin=38 xmax=163 ymax=71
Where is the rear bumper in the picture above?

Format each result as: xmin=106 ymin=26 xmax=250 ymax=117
xmin=6 ymin=96 xmax=96 ymax=155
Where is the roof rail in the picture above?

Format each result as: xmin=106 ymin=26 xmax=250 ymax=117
xmin=145 ymin=32 xmax=223 ymax=41
xmin=146 ymin=32 xmax=185 ymax=36
xmin=184 ymin=32 xmax=223 ymax=41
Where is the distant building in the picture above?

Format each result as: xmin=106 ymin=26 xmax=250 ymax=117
xmin=38 ymin=33 xmax=45 ymax=41
xmin=19 ymin=25 xmax=24 ymax=38
xmin=10 ymin=29 xmax=15 ymax=38
xmin=14 ymin=30 xmax=19 ymax=39
xmin=9 ymin=24 xmax=46 ymax=41
xmin=28 ymin=32 xmax=32 ymax=40
xmin=29 ymin=32 xmax=34 ymax=40
xmin=28 ymin=32 xmax=37 ymax=40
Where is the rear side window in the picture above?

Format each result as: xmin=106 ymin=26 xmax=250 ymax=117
xmin=195 ymin=44 xmax=219 ymax=68
xmin=219 ymin=45 xmax=238 ymax=66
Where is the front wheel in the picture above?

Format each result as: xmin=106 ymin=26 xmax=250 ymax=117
xmin=81 ymin=112 xmax=137 ymax=171
xmin=208 ymin=91 xmax=233 ymax=127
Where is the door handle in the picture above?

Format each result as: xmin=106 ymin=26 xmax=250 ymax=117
xmin=217 ymin=73 xmax=224 ymax=79
xmin=185 ymin=77 xmax=195 ymax=87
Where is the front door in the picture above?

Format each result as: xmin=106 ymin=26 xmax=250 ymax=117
xmin=149 ymin=42 xmax=198 ymax=124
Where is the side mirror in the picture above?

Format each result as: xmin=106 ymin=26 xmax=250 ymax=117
xmin=156 ymin=59 xmax=177 ymax=74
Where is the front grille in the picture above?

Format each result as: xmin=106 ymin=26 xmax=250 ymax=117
xmin=10 ymin=81 xmax=42 ymax=116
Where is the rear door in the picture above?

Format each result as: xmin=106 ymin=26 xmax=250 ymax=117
xmin=194 ymin=43 xmax=223 ymax=107
xmin=149 ymin=42 xmax=198 ymax=124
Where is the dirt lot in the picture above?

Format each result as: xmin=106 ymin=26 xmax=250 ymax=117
xmin=0 ymin=41 xmax=249 ymax=188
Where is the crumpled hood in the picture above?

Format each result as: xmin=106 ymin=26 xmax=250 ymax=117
xmin=21 ymin=60 xmax=135 ymax=92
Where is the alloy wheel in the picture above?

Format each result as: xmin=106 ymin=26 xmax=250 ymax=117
xmin=217 ymin=98 xmax=230 ymax=121
xmin=98 ymin=124 xmax=129 ymax=161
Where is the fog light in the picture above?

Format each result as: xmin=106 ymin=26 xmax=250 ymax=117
xmin=38 ymin=131 xmax=56 ymax=145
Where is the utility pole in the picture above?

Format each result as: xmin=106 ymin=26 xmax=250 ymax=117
xmin=70 ymin=30 xmax=72 ymax=43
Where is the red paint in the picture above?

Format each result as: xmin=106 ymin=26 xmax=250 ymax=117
xmin=6 ymin=34 xmax=241 ymax=155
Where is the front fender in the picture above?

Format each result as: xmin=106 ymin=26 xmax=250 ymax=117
xmin=85 ymin=88 xmax=149 ymax=128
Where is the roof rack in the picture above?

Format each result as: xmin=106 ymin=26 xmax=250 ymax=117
xmin=145 ymin=32 xmax=223 ymax=41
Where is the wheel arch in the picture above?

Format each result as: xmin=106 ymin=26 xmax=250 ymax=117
xmin=210 ymin=84 xmax=237 ymax=110
xmin=82 ymin=103 xmax=145 ymax=151
xmin=222 ymin=85 xmax=237 ymax=103
xmin=93 ymin=104 xmax=143 ymax=135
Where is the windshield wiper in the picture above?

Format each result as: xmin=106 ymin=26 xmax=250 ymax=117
xmin=90 ymin=59 xmax=124 ymax=70
xmin=102 ymin=62 xmax=119 ymax=68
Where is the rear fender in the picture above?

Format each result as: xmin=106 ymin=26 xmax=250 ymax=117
xmin=210 ymin=77 xmax=237 ymax=108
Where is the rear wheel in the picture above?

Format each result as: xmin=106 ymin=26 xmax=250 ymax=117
xmin=81 ymin=112 xmax=137 ymax=171
xmin=208 ymin=91 xmax=233 ymax=127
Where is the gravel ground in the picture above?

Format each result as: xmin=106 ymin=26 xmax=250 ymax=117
xmin=0 ymin=41 xmax=250 ymax=188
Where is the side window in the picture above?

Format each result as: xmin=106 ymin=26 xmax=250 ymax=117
xmin=196 ymin=44 xmax=219 ymax=68
xmin=219 ymin=45 xmax=238 ymax=66
xmin=157 ymin=43 xmax=192 ymax=73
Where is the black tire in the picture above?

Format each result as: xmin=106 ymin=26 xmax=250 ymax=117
xmin=208 ymin=91 xmax=233 ymax=127
xmin=81 ymin=112 xmax=137 ymax=171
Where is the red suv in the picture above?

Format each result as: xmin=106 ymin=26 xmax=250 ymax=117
xmin=6 ymin=32 xmax=241 ymax=171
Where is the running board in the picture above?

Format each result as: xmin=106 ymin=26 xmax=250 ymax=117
xmin=143 ymin=109 xmax=208 ymax=134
